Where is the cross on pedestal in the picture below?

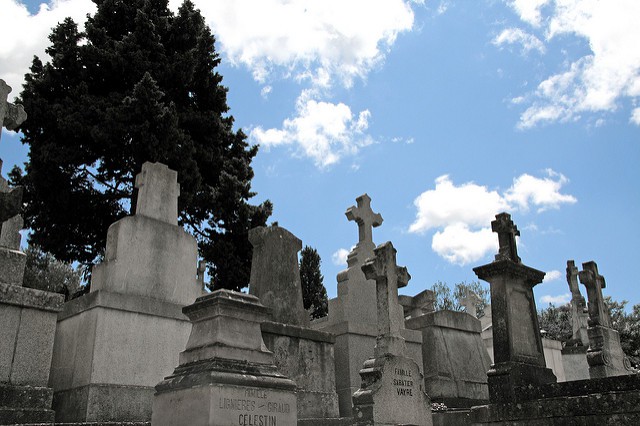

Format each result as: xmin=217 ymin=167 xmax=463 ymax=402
xmin=361 ymin=241 xmax=409 ymax=357
xmin=346 ymin=194 xmax=382 ymax=248
xmin=0 ymin=79 xmax=27 ymax=145
xmin=578 ymin=261 xmax=610 ymax=328
xmin=566 ymin=260 xmax=580 ymax=297
xmin=492 ymin=212 xmax=521 ymax=263
xmin=134 ymin=162 xmax=180 ymax=225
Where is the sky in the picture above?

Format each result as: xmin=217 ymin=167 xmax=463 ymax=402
xmin=1 ymin=0 xmax=639 ymax=310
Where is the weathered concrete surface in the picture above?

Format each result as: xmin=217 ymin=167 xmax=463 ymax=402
xmin=561 ymin=344 xmax=590 ymax=381
xmin=261 ymin=321 xmax=339 ymax=419
xmin=406 ymin=310 xmax=490 ymax=407
xmin=152 ymin=290 xmax=297 ymax=426
xmin=542 ymin=337 xmax=566 ymax=382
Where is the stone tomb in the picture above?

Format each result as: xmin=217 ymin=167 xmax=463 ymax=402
xmin=579 ymin=260 xmax=634 ymax=378
xmin=249 ymin=225 xmax=340 ymax=420
xmin=152 ymin=290 xmax=297 ymax=426
xmin=352 ymin=241 xmax=431 ymax=426
xmin=49 ymin=162 xmax=203 ymax=422
xmin=311 ymin=194 xmax=423 ymax=416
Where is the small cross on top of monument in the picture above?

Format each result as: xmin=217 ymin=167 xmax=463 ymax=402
xmin=346 ymin=193 xmax=383 ymax=247
xmin=0 ymin=79 xmax=27 ymax=145
xmin=492 ymin=212 xmax=521 ymax=263
xmin=134 ymin=162 xmax=180 ymax=226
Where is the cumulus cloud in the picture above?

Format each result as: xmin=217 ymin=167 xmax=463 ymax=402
xmin=409 ymin=170 xmax=575 ymax=265
xmin=631 ymin=107 xmax=640 ymax=126
xmin=540 ymin=293 xmax=570 ymax=305
xmin=0 ymin=0 xmax=96 ymax=100
xmin=503 ymin=0 xmax=640 ymax=128
xmin=332 ymin=247 xmax=352 ymax=266
xmin=493 ymin=28 xmax=545 ymax=54
xmin=543 ymin=269 xmax=562 ymax=283
xmin=250 ymin=90 xmax=373 ymax=167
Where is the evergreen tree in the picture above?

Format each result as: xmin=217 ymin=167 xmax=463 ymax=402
xmin=299 ymin=246 xmax=328 ymax=319
xmin=10 ymin=0 xmax=271 ymax=291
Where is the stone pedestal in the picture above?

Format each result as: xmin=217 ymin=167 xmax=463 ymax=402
xmin=561 ymin=344 xmax=590 ymax=381
xmin=586 ymin=324 xmax=635 ymax=378
xmin=152 ymin=290 xmax=297 ymax=426
xmin=49 ymin=162 xmax=203 ymax=422
xmin=406 ymin=310 xmax=490 ymax=407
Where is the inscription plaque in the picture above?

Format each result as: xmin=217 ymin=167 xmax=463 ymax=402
xmin=212 ymin=385 xmax=296 ymax=426
xmin=509 ymin=287 xmax=537 ymax=359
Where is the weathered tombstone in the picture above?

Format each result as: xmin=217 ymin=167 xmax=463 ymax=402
xmin=352 ymin=241 xmax=432 ymax=426
xmin=151 ymin=290 xmax=297 ymax=426
xmin=473 ymin=213 xmax=556 ymax=402
xmin=399 ymin=288 xmax=435 ymax=319
xmin=578 ymin=261 xmax=634 ymax=378
xmin=248 ymin=224 xmax=340 ymax=420
xmin=0 ymin=85 xmax=64 ymax=423
xmin=561 ymin=260 xmax=591 ymax=381
xmin=311 ymin=194 xmax=423 ymax=416
xmin=49 ymin=162 xmax=203 ymax=422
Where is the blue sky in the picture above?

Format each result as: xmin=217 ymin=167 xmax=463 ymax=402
xmin=1 ymin=0 xmax=639 ymax=309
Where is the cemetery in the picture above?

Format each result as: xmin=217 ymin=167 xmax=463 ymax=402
xmin=2 ymin=43 xmax=640 ymax=424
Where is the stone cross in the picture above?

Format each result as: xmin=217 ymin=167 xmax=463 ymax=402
xmin=134 ymin=162 xmax=180 ymax=225
xmin=567 ymin=260 xmax=589 ymax=345
xmin=346 ymin=194 xmax=383 ymax=248
xmin=578 ymin=261 xmax=610 ymax=328
xmin=461 ymin=289 xmax=482 ymax=318
xmin=361 ymin=241 xmax=409 ymax=357
xmin=0 ymin=79 xmax=27 ymax=145
xmin=492 ymin=212 xmax=521 ymax=263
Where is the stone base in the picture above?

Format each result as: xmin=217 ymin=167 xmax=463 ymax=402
xmin=261 ymin=321 xmax=339 ymax=419
xmin=0 ymin=248 xmax=26 ymax=286
xmin=152 ymin=357 xmax=297 ymax=426
xmin=352 ymin=354 xmax=432 ymax=426
xmin=561 ymin=345 xmax=590 ymax=381
xmin=471 ymin=374 xmax=640 ymax=425
xmin=587 ymin=325 xmax=635 ymax=378
xmin=487 ymin=361 xmax=557 ymax=402
xmin=0 ymin=383 xmax=54 ymax=424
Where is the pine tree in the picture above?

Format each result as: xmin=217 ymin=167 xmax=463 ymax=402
xmin=299 ymin=246 xmax=328 ymax=319
xmin=10 ymin=0 xmax=272 ymax=291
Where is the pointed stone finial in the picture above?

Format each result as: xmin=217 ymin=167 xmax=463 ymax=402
xmin=346 ymin=193 xmax=383 ymax=248
xmin=491 ymin=212 xmax=520 ymax=263
xmin=134 ymin=162 xmax=180 ymax=225
xmin=361 ymin=241 xmax=409 ymax=357
xmin=578 ymin=261 xmax=609 ymax=328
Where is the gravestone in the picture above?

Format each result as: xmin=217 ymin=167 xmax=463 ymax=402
xmin=248 ymin=224 xmax=340 ymax=420
xmin=311 ymin=194 xmax=423 ymax=416
xmin=151 ymin=290 xmax=297 ymax=426
xmin=561 ymin=260 xmax=590 ymax=381
xmin=0 ymin=86 xmax=64 ymax=423
xmin=352 ymin=241 xmax=431 ymax=426
xmin=473 ymin=213 xmax=556 ymax=403
xmin=578 ymin=261 xmax=634 ymax=378
xmin=49 ymin=162 xmax=203 ymax=422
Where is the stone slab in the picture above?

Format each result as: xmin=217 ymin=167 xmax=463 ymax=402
xmin=0 ymin=282 xmax=63 ymax=313
xmin=561 ymin=345 xmax=590 ymax=381
xmin=0 ymin=248 xmax=26 ymax=286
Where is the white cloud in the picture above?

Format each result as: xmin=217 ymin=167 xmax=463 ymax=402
xmin=543 ymin=269 xmax=562 ymax=283
xmin=493 ymin=28 xmax=545 ymax=54
xmin=409 ymin=170 xmax=575 ymax=265
xmin=332 ymin=247 xmax=352 ymax=266
xmin=260 ymin=85 xmax=272 ymax=99
xmin=540 ymin=293 xmax=570 ymax=305
xmin=192 ymin=0 xmax=416 ymax=88
xmin=0 ymin=0 xmax=96 ymax=101
xmin=250 ymin=90 xmax=373 ymax=167
xmin=503 ymin=0 xmax=640 ymax=128
xmin=631 ymin=107 xmax=640 ymax=125
xmin=504 ymin=169 xmax=577 ymax=212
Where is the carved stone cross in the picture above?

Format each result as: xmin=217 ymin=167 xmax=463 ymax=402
xmin=566 ymin=260 xmax=580 ymax=296
xmin=361 ymin=241 xmax=409 ymax=357
xmin=578 ymin=261 xmax=610 ymax=328
xmin=346 ymin=194 xmax=383 ymax=247
xmin=134 ymin=162 xmax=180 ymax=225
xmin=0 ymin=79 xmax=27 ymax=145
xmin=567 ymin=260 xmax=589 ymax=345
xmin=492 ymin=212 xmax=521 ymax=263
xmin=461 ymin=289 xmax=482 ymax=318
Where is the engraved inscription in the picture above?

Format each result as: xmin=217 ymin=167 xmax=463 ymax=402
xmin=212 ymin=386 xmax=295 ymax=425
xmin=394 ymin=367 xmax=414 ymax=396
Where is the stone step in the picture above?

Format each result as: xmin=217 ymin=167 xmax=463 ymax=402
xmin=0 ymin=407 xmax=55 ymax=425
xmin=0 ymin=385 xmax=53 ymax=410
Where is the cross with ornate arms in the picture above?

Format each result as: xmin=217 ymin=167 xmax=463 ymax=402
xmin=0 ymin=79 xmax=27 ymax=145
xmin=492 ymin=212 xmax=521 ymax=263
xmin=346 ymin=194 xmax=383 ymax=247
xmin=361 ymin=241 xmax=409 ymax=357
xmin=578 ymin=261 xmax=610 ymax=328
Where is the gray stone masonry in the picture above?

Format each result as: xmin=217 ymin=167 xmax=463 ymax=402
xmin=460 ymin=289 xmax=483 ymax=318
xmin=151 ymin=290 xmax=297 ymax=426
xmin=567 ymin=260 xmax=589 ymax=346
xmin=473 ymin=213 xmax=556 ymax=403
xmin=352 ymin=242 xmax=431 ymax=426
xmin=399 ymin=289 xmax=435 ymax=319
xmin=579 ymin=260 xmax=634 ymax=378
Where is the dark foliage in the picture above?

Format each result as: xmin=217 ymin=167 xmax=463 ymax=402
xmin=299 ymin=245 xmax=328 ymax=319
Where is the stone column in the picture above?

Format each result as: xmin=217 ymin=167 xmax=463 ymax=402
xmin=473 ymin=213 xmax=556 ymax=403
xmin=579 ymin=261 xmax=634 ymax=378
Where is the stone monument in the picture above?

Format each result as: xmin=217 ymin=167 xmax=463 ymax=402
xmin=473 ymin=213 xmax=556 ymax=403
xmin=352 ymin=241 xmax=431 ymax=426
xmin=0 ymin=81 xmax=64 ymax=424
xmin=398 ymin=288 xmax=435 ymax=319
xmin=460 ymin=289 xmax=483 ymax=318
xmin=561 ymin=260 xmax=590 ymax=381
xmin=49 ymin=162 xmax=203 ymax=422
xmin=151 ymin=290 xmax=297 ymax=426
xmin=311 ymin=194 xmax=423 ymax=416
xmin=248 ymin=224 xmax=340 ymax=420
xmin=578 ymin=260 xmax=634 ymax=378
